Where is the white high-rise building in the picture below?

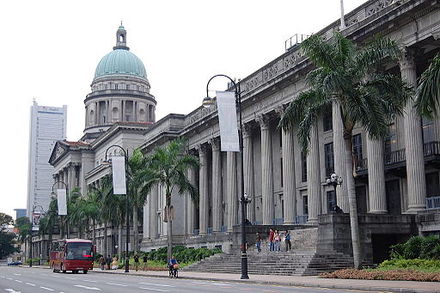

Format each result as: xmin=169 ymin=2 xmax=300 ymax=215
xmin=27 ymin=100 xmax=67 ymax=218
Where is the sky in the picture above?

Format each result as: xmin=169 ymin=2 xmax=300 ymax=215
xmin=0 ymin=0 xmax=367 ymax=219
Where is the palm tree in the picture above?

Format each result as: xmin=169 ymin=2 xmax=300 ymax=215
xmin=37 ymin=198 xmax=58 ymax=258
xmin=127 ymin=148 xmax=151 ymax=252
xmin=416 ymin=53 xmax=440 ymax=117
xmin=279 ymin=32 xmax=410 ymax=268
xmin=144 ymin=139 xmax=198 ymax=260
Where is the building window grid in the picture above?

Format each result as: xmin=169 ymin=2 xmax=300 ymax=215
xmin=324 ymin=142 xmax=334 ymax=177
xmin=301 ymin=151 xmax=307 ymax=182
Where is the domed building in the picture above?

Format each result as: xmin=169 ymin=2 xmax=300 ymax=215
xmin=83 ymin=25 xmax=156 ymax=140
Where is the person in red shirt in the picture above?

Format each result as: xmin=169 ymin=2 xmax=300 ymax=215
xmin=268 ymin=228 xmax=275 ymax=251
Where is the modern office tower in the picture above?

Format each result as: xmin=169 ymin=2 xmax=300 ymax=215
xmin=26 ymin=100 xmax=67 ymax=218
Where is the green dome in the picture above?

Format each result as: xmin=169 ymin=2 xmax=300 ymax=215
xmin=94 ymin=49 xmax=147 ymax=79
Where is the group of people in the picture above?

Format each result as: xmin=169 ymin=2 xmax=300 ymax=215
xmin=255 ymin=229 xmax=292 ymax=252
xmin=98 ymin=253 xmax=148 ymax=271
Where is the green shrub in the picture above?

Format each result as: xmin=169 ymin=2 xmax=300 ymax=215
xmin=378 ymin=258 xmax=440 ymax=272
xmin=144 ymin=246 xmax=222 ymax=264
xmin=390 ymin=236 xmax=440 ymax=260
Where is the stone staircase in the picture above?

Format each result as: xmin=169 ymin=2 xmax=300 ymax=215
xmin=183 ymin=250 xmax=354 ymax=276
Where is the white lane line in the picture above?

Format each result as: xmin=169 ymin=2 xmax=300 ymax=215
xmin=12 ymin=274 xmax=21 ymax=276
xmin=138 ymin=282 xmax=174 ymax=287
xmin=74 ymin=285 xmax=101 ymax=291
xmin=25 ymin=282 xmax=35 ymax=286
xmin=105 ymin=282 xmax=128 ymax=287
xmin=83 ymin=279 xmax=97 ymax=283
xmin=138 ymin=288 xmax=169 ymax=292
xmin=13 ymin=280 xmax=22 ymax=283
xmin=40 ymin=287 xmax=55 ymax=291
xmin=5 ymin=289 xmax=21 ymax=293
xmin=6 ymin=277 xmax=13 ymax=280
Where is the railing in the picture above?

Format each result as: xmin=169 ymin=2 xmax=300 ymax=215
xmin=220 ymin=225 xmax=228 ymax=233
xmin=426 ymin=196 xmax=440 ymax=210
xmin=272 ymin=218 xmax=284 ymax=225
xmin=384 ymin=148 xmax=406 ymax=165
xmin=285 ymin=34 xmax=309 ymax=51
xmin=207 ymin=227 xmax=213 ymax=235
xmin=355 ymin=141 xmax=440 ymax=172
xmin=193 ymin=229 xmax=199 ymax=236
xmin=295 ymin=215 xmax=308 ymax=224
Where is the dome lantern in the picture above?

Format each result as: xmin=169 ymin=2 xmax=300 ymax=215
xmin=114 ymin=23 xmax=129 ymax=50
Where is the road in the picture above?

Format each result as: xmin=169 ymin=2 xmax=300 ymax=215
xmin=0 ymin=266 xmax=382 ymax=293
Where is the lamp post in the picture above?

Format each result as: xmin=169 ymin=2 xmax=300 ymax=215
xmin=29 ymin=204 xmax=45 ymax=268
xmin=203 ymin=74 xmax=249 ymax=279
xmin=105 ymin=144 xmax=130 ymax=273
xmin=326 ymin=173 xmax=343 ymax=212
xmin=51 ymin=181 xmax=69 ymax=238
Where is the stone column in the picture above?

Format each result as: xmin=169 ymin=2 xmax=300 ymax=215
xmin=332 ymin=101 xmax=349 ymax=211
xmin=400 ymin=48 xmax=426 ymax=212
xmin=258 ymin=114 xmax=274 ymax=225
xmin=186 ymin=166 xmax=196 ymax=235
xmin=143 ymin=201 xmax=150 ymax=240
xmin=149 ymin=184 xmax=158 ymax=239
xmin=366 ymin=135 xmax=387 ymax=213
xmin=198 ymin=145 xmax=209 ymax=235
xmin=68 ymin=164 xmax=75 ymax=190
xmin=307 ymin=124 xmax=321 ymax=224
xmin=210 ymin=138 xmax=222 ymax=232
xmin=243 ymin=124 xmax=255 ymax=223
xmin=281 ymin=126 xmax=297 ymax=224
xmin=226 ymin=152 xmax=238 ymax=232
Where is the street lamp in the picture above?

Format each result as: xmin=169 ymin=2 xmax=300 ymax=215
xmin=326 ymin=173 xmax=343 ymax=212
xmin=51 ymin=181 xmax=69 ymax=238
xmin=104 ymin=144 xmax=130 ymax=273
xmin=203 ymin=74 xmax=249 ymax=279
xmin=29 ymin=204 xmax=45 ymax=267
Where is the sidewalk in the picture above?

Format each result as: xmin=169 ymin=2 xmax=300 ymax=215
xmin=91 ymin=268 xmax=440 ymax=293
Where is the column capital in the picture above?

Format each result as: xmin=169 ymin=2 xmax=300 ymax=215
xmin=209 ymin=137 xmax=221 ymax=151
xmin=256 ymin=113 xmax=272 ymax=130
xmin=243 ymin=123 xmax=254 ymax=138
xmin=196 ymin=143 xmax=210 ymax=156
xmin=274 ymin=104 xmax=287 ymax=117
xmin=398 ymin=47 xmax=416 ymax=71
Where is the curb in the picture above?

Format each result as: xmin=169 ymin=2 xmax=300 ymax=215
xmin=21 ymin=266 xmax=439 ymax=293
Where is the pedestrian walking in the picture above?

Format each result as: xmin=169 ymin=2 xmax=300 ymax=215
xmin=285 ymin=230 xmax=292 ymax=251
xmin=142 ymin=254 xmax=148 ymax=270
xmin=255 ymin=233 xmax=262 ymax=252
xmin=274 ymin=230 xmax=281 ymax=252
xmin=134 ymin=253 xmax=140 ymax=271
xmin=268 ymin=228 xmax=275 ymax=251
xmin=106 ymin=255 xmax=112 ymax=270
xmin=99 ymin=256 xmax=105 ymax=270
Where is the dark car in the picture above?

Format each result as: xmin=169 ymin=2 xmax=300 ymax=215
xmin=7 ymin=261 xmax=22 ymax=266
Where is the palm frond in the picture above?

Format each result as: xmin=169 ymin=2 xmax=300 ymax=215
xmin=416 ymin=53 xmax=440 ymax=118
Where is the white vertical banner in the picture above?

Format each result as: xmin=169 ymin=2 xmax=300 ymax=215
xmin=112 ymin=155 xmax=127 ymax=195
xmin=57 ymin=188 xmax=67 ymax=216
xmin=32 ymin=213 xmax=41 ymax=231
xmin=216 ymin=91 xmax=240 ymax=152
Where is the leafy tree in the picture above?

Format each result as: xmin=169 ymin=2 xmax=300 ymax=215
xmin=0 ymin=232 xmax=17 ymax=258
xmin=144 ymin=139 xmax=198 ymax=260
xmin=416 ymin=53 xmax=440 ymax=117
xmin=279 ymin=32 xmax=410 ymax=268
xmin=0 ymin=213 xmax=13 ymax=230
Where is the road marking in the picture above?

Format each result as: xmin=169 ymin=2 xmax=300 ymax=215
xmin=6 ymin=277 xmax=13 ymax=280
xmin=105 ymin=282 xmax=128 ymax=287
xmin=82 ymin=279 xmax=97 ymax=283
xmin=13 ymin=280 xmax=22 ymax=283
xmin=40 ymin=287 xmax=55 ymax=291
xmin=12 ymin=274 xmax=21 ymax=276
xmin=138 ymin=282 xmax=174 ymax=287
xmin=5 ymin=289 xmax=21 ymax=293
xmin=138 ymin=288 xmax=169 ymax=292
xmin=74 ymin=285 xmax=101 ymax=291
xmin=25 ymin=283 xmax=35 ymax=286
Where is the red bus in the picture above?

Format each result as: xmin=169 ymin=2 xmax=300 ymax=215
xmin=50 ymin=239 xmax=95 ymax=274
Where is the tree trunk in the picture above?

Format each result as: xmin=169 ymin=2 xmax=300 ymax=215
xmin=133 ymin=206 xmax=138 ymax=252
xmin=118 ymin=224 xmax=123 ymax=260
xmin=344 ymin=136 xmax=362 ymax=269
xmin=166 ymin=194 xmax=173 ymax=261
xmin=92 ymin=219 xmax=96 ymax=245
xmin=103 ymin=222 xmax=108 ymax=257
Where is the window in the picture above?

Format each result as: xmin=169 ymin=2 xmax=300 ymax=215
xmin=280 ymin=158 xmax=283 ymax=187
xmin=324 ymin=142 xmax=334 ymax=177
xmin=426 ymin=172 xmax=440 ymax=197
xmin=303 ymin=195 xmax=308 ymax=215
xmin=352 ymin=134 xmax=363 ymax=165
xmin=422 ymin=117 xmax=435 ymax=143
xmin=384 ymin=122 xmax=397 ymax=155
xmin=323 ymin=105 xmax=332 ymax=132
xmin=301 ymin=151 xmax=307 ymax=182
xmin=327 ymin=190 xmax=336 ymax=213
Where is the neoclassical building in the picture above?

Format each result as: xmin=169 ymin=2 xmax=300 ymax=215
xmin=42 ymin=0 xmax=440 ymax=265
xmin=140 ymin=0 xmax=440 ymax=263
